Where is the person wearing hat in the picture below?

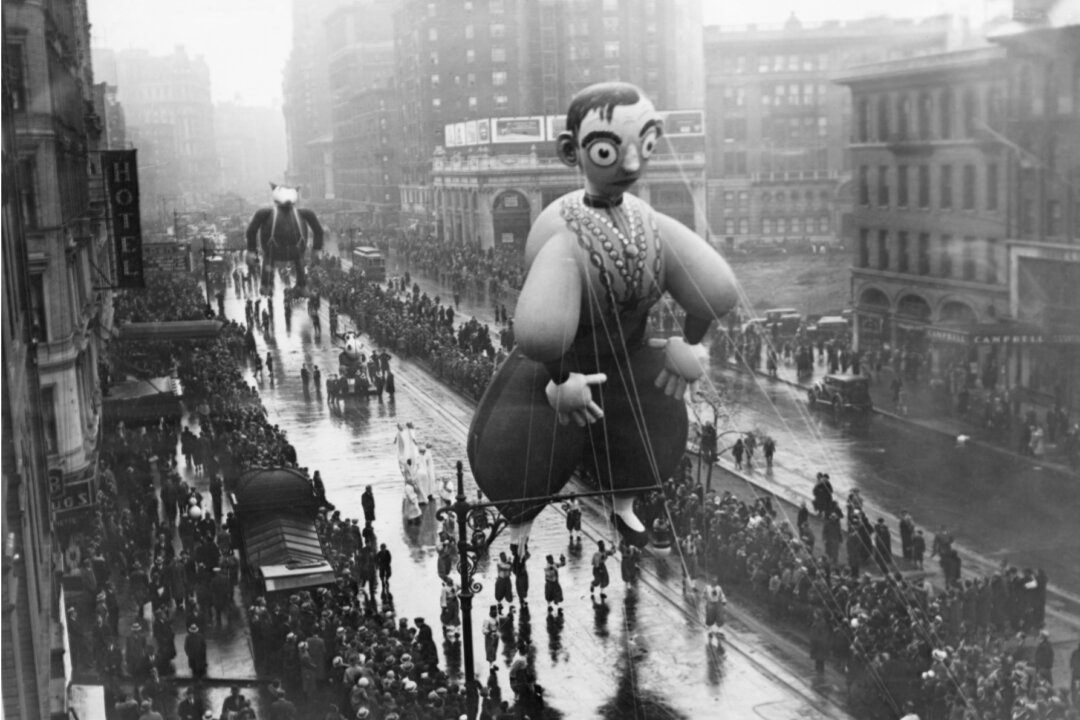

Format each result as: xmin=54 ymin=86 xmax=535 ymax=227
xmin=184 ymin=623 xmax=208 ymax=679
xmin=267 ymin=687 xmax=297 ymax=720
xmin=177 ymin=687 xmax=203 ymax=720
xmin=219 ymin=686 xmax=247 ymax=720
xmin=1035 ymin=631 xmax=1054 ymax=684
xmin=138 ymin=698 xmax=165 ymax=720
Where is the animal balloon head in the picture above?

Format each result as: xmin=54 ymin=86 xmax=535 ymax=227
xmin=340 ymin=332 xmax=364 ymax=360
xmin=269 ymin=182 xmax=300 ymax=208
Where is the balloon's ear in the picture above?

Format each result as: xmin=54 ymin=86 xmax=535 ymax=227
xmin=269 ymin=182 xmax=278 ymax=190
xmin=556 ymin=131 xmax=578 ymax=168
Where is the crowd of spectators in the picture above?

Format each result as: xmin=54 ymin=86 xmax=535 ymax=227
xmin=394 ymin=234 xmax=525 ymax=299
xmin=308 ymin=262 xmax=509 ymax=401
xmin=635 ymin=458 xmax=1078 ymax=720
xmin=70 ymin=273 xmax=488 ymax=719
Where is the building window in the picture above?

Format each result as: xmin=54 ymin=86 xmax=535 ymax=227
xmin=777 ymin=217 xmax=788 ymax=234
xmin=859 ymin=165 xmax=870 ymax=206
xmin=918 ymin=93 xmax=933 ymax=139
xmin=427 ymin=2 xmax=436 ymax=15
xmin=962 ymin=87 xmax=978 ymax=137
xmin=859 ymin=228 xmax=870 ymax=268
xmin=898 ymin=231 xmax=910 ymax=273
xmin=17 ymin=157 xmax=39 ymax=229
xmin=465 ymin=24 xmax=474 ymax=39
xmin=763 ymin=218 xmax=774 ymax=235
xmin=723 ymin=218 xmax=736 ymax=235
xmin=939 ymin=89 xmax=952 ymax=139
xmin=491 ymin=47 xmax=506 ymax=62
xmin=3 ymin=41 xmax=27 ymax=110
xmin=877 ymin=230 xmax=890 ymax=271
xmin=1048 ymin=200 xmax=1062 ymax=236
xmin=432 ymin=97 xmax=441 ymax=107
xmin=41 ymin=386 xmax=58 ymax=453
xmin=494 ymin=94 xmax=509 ymax=109
xmin=429 ymin=51 xmax=439 ymax=65
xmin=940 ymin=165 xmax=952 ymax=209
xmin=738 ymin=190 xmax=750 ymax=207
xmin=986 ymin=163 xmax=999 ymax=211
xmin=818 ymin=216 xmax=829 ymax=233
xmin=918 ymin=165 xmax=930 ymax=209
xmin=490 ymin=0 xmax=504 ymax=13
xmin=467 ymin=72 xmax=476 ymax=86
xmin=940 ymin=235 xmax=953 ymax=278
xmin=897 ymin=164 xmax=909 ymax=207
xmin=918 ymin=233 xmax=931 ymax=275
xmin=490 ymin=23 xmax=506 ymax=39
xmin=962 ymin=164 xmax=976 ymax=210
xmin=604 ymin=17 xmax=619 ymax=33
xmin=986 ymin=239 xmax=998 ymax=283
xmin=468 ymin=96 xmax=478 ymax=108
xmin=738 ymin=217 xmax=750 ymax=234
xmin=604 ymin=41 xmax=620 ymax=59
xmin=878 ymin=165 xmax=889 ymax=207
xmin=428 ymin=27 xmax=438 ymax=41
xmin=877 ymin=95 xmax=890 ymax=140
xmin=897 ymin=95 xmax=911 ymax=139
xmin=723 ymin=191 xmax=735 ymax=205
xmin=603 ymin=0 xmax=619 ymax=10
xmin=29 ymin=272 xmax=47 ymax=340
xmin=857 ymin=99 xmax=870 ymax=142
xmin=962 ymin=237 xmax=977 ymax=281
xmin=431 ymin=73 xmax=440 ymax=87
xmin=492 ymin=71 xmax=507 ymax=86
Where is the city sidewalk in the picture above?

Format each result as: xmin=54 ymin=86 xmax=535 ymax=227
xmin=742 ymin=355 xmax=1077 ymax=476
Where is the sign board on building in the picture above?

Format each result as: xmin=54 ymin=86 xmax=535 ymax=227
xmin=492 ymin=116 xmax=545 ymax=144
xmin=143 ymin=241 xmax=192 ymax=273
xmin=545 ymin=115 xmax=567 ymax=141
xmin=444 ymin=124 xmax=456 ymax=147
xmin=501 ymin=233 xmax=515 ymax=244
xmin=103 ymin=150 xmax=145 ymax=288
xmin=478 ymin=119 xmax=491 ymax=144
xmin=660 ymin=110 xmax=705 ymax=136
xmin=455 ymin=123 xmax=467 ymax=147
xmin=465 ymin=121 xmax=478 ymax=146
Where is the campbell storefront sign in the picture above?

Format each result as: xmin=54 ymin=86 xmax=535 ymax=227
xmin=103 ymin=150 xmax=145 ymax=289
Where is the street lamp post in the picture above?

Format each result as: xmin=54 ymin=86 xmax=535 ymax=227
xmin=437 ymin=460 xmax=662 ymax=720
xmin=201 ymin=237 xmax=213 ymax=309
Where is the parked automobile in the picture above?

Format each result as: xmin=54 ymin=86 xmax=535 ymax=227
xmin=807 ymin=373 xmax=874 ymax=414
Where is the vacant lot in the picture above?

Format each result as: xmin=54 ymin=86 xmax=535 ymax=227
xmin=727 ymin=252 xmax=852 ymax=317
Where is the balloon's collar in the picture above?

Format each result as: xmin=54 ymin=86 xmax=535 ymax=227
xmin=583 ymin=192 xmax=623 ymax=209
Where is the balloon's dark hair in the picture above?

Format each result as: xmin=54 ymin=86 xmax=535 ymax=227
xmin=565 ymin=82 xmax=642 ymax=137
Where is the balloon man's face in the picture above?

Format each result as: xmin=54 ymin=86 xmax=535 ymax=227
xmin=576 ymin=98 xmax=662 ymax=201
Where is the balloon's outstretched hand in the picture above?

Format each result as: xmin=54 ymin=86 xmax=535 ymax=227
xmin=655 ymin=337 xmax=707 ymax=399
xmin=245 ymin=250 xmax=259 ymax=266
xmin=545 ymin=373 xmax=607 ymax=427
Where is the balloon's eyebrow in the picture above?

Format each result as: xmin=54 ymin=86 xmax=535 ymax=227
xmin=581 ymin=130 xmax=621 ymax=147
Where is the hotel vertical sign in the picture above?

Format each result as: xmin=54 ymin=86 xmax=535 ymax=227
xmin=103 ymin=150 xmax=145 ymax=288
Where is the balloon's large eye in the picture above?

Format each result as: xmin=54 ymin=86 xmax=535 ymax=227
xmin=640 ymin=131 xmax=659 ymax=159
xmin=587 ymin=140 xmax=619 ymax=167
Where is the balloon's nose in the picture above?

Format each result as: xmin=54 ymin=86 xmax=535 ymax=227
xmin=622 ymin=143 xmax=641 ymax=173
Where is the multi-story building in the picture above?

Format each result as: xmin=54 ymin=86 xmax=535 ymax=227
xmin=95 ymin=46 xmax=219 ymax=211
xmin=704 ymin=15 xmax=951 ymax=250
xmin=992 ymin=20 xmax=1080 ymax=408
xmin=4 ymin=0 xmax=113 ymax=717
xmin=402 ymin=0 xmax=706 ymax=247
xmin=326 ymin=0 xmax=401 ymax=227
xmin=282 ymin=0 xmax=346 ymax=197
xmin=214 ymin=100 xmax=288 ymax=202
xmin=838 ymin=15 xmax=1080 ymax=407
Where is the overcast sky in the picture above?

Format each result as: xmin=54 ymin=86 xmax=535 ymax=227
xmin=86 ymin=0 xmax=1012 ymax=107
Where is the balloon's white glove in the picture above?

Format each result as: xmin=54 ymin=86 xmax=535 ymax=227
xmin=245 ymin=250 xmax=259 ymax=267
xmin=545 ymin=372 xmax=607 ymax=427
xmin=655 ymin=337 xmax=707 ymax=399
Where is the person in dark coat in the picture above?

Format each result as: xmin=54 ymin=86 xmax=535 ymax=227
xmin=177 ymin=687 xmax=203 ymax=720
xmin=1034 ymin=631 xmax=1054 ymax=684
xmin=812 ymin=473 xmax=833 ymax=516
xmin=809 ymin=610 xmax=831 ymax=674
xmin=361 ymin=486 xmax=375 ymax=524
xmin=873 ymin=518 xmax=892 ymax=573
xmin=911 ymin=529 xmax=926 ymax=570
xmin=184 ymin=624 xmax=208 ymax=678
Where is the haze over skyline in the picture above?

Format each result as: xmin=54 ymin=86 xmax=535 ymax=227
xmin=87 ymin=0 xmax=1016 ymax=107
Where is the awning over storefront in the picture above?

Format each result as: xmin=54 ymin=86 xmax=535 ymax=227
xmin=232 ymin=467 xmax=320 ymax=514
xmin=68 ymin=684 xmax=108 ymax=720
xmin=116 ymin=320 xmax=224 ymax=341
xmin=102 ymin=376 xmax=182 ymax=425
xmin=927 ymin=322 xmax=1080 ymax=346
xmin=242 ymin=515 xmax=334 ymax=593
